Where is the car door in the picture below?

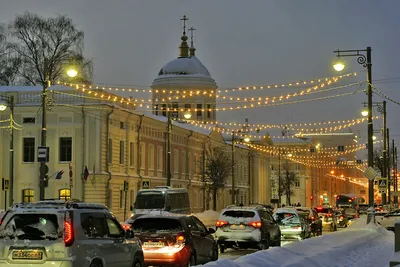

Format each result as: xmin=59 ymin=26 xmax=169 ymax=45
xmin=264 ymin=211 xmax=280 ymax=243
xmin=192 ymin=216 xmax=215 ymax=263
xmin=80 ymin=212 xmax=115 ymax=266
xmin=105 ymin=214 xmax=133 ymax=267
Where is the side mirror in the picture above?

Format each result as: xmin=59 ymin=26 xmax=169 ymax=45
xmin=125 ymin=229 xmax=135 ymax=239
xmin=208 ymin=228 xmax=216 ymax=234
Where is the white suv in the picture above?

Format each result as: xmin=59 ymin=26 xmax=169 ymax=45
xmin=215 ymin=205 xmax=281 ymax=252
xmin=0 ymin=200 xmax=144 ymax=267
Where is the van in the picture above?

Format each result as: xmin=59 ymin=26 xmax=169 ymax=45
xmin=132 ymin=186 xmax=190 ymax=215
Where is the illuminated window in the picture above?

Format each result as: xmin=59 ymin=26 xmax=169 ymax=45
xmin=59 ymin=188 xmax=71 ymax=200
xmin=22 ymin=189 xmax=34 ymax=203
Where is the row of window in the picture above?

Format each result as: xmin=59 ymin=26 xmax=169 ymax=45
xmin=108 ymin=140 xmax=201 ymax=174
xmin=22 ymin=188 xmax=71 ymax=203
xmin=154 ymin=103 xmax=215 ymax=118
xmin=23 ymin=137 xmax=72 ymax=163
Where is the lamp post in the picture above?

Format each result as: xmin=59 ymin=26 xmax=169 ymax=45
xmin=231 ymin=130 xmax=236 ymax=204
xmin=166 ymin=108 xmax=172 ymax=186
xmin=333 ymin=47 xmax=374 ymax=219
xmin=361 ymin=101 xmax=387 ymax=204
xmin=0 ymin=95 xmax=14 ymax=207
xmin=39 ymin=59 xmax=78 ymax=200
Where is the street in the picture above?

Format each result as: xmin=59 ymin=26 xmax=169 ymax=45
xmin=219 ymin=227 xmax=346 ymax=261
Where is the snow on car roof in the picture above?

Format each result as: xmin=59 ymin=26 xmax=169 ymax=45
xmin=274 ymin=208 xmax=298 ymax=214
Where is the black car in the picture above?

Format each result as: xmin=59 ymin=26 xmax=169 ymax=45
xmin=131 ymin=214 xmax=218 ymax=267
xmin=295 ymin=207 xmax=323 ymax=236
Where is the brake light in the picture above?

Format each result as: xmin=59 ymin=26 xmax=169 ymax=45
xmin=216 ymin=220 xmax=228 ymax=227
xmin=176 ymin=235 xmax=185 ymax=242
xmin=64 ymin=221 xmax=74 ymax=247
xmin=340 ymin=215 xmax=344 ymax=219
xmin=122 ymin=224 xmax=131 ymax=231
xmin=311 ymin=216 xmax=315 ymax=221
xmin=327 ymin=213 xmax=332 ymax=217
xmin=355 ymin=214 xmax=359 ymax=218
xmin=248 ymin=221 xmax=262 ymax=228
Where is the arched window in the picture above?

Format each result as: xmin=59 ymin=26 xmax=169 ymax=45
xmin=59 ymin=188 xmax=71 ymax=200
xmin=22 ymin=189 xmax=34 ymax=203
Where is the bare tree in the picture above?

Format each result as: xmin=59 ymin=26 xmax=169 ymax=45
xmin=7 ymin=12 xmax=92 ymax=86
xmin=202 ymin=145 xmax=230 ymax=210
xmin=0 ymin=24 xmax=21 ymax=85
xmin=279 ymin=162 xmax=299 ymax=206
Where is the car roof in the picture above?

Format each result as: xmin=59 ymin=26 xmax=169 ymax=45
xmin=10 ymin=201 xmax=109 ymax=212
xmin=274 ymin=208 xmax=299 ymax=214
xmin=134 ymin=213 xmax=190 ymax=220
xmin=224 ymin=205 xmax=265 ymax=211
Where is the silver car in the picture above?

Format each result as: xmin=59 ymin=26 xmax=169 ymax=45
xmin=0 ymin=200 xmax=144 ymax=267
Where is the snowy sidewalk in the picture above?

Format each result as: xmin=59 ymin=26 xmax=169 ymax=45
xmin=200 ymin=216 xmax=395 ymax=267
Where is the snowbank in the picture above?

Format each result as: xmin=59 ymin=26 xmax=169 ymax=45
xmin=201 ymin=216 xmax=394 ymax=267
xmin=193 ymin=210 xmax=220 ymax=227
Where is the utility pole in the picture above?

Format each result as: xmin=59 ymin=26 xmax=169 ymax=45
xmin=231 ymin=130 xmax=235 ymax=204
xmin=166 ymin=109 xmax=172 ymax=186
xmin=387 ymin=128 xmax=391 ymax=204
xmin=394 ymin=145 xmax=398 ymax=204
xmin=278 ymin=147 xmax=281 ymax=207
xmin=9 ymin=96 xmax=14 ymax=206
xmin=382 ymin=101 xmax=387 ymax=204
xmin=39 ymin=59 xmax=50 ymax=200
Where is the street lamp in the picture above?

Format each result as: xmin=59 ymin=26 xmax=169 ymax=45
xmin=361 ymin=109 xmax=369 ymax=117
xmin=0 ymin=95 xmax=14 ymax=207
xmin=333 ymin=59 xmax=345 ymax=71
xmin=333 ymin=47 xmax=374 ymax=223
xmin=39 ymin=60 xmax=78 ymax=200
xmin=244 ymin=136 xmax=250 ymax=143
xmin=184 ymin=111 xmax=192 ymax=120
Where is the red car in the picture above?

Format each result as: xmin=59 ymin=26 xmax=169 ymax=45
xmin=131 ymin=214 xmax=218 ymax=266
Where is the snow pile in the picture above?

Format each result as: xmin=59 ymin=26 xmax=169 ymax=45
xmin=193 ymin=210 xmax=220 ymax=227
xmin=200 ymin=216 xmax=395 ymax=267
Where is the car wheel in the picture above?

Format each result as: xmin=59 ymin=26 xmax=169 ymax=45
xmin=211 ymin=245 xmax=219 ymax=261
xmin=90 ymin=260 xmax=103 ymax=267
xmin=219 ymin=244 xmax=225 ymax=254
xmin=259 ymin=236 xmax=270 ymax=250
xmin=133 ymin=257 xmax=143 ymax=267
xmin=275 ymin=237 xmax=281 ymax=247
xmin=188 ymin=253 xmax=196 ymax=267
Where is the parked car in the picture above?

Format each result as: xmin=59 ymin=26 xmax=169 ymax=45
xmin=294 ymin=206 xmax=322 ymax=236
xmin=131 ymin=213 xmax=218 ymax=266
xmin=377 ymin=209 xmax=400 ymax=231
xmin=316 ymin=206 xmax=337 ymax=231
xmin=0 ymin=200 xmax=144 ymax=267
xmin=273 ymin=208 xmax=312 ymax=241
xmin=343 ymin=207 xmax=359 ymax=220
xmin=215 ymin=205 xmax=281 ymax=253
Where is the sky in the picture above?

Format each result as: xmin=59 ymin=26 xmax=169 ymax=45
xmin=1 ymin=0 xmax=400 ymax=148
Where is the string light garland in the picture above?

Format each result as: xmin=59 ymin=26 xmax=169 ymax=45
xmin=57 ymin=72 xmax=356 ymax=95
xmin=52 ymin=85 xmax=365 ymax=113
xmin=59 ymin=77 xmax=359 ymax=107
xmin=181 ymin=116 xmax=378 ymax=134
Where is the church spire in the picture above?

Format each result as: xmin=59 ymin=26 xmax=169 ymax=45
xmin=178 ymin=15 xmax=189 ymax=58
xmin=188 ymin=27 xmax=196 ymax=57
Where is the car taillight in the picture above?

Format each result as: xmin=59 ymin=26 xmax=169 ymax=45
xmin=311 ymin=216 xmax=315 ymax=221
xmin=64 ymin=221 xmax=74 ymax=247
xmin=340 ymin=215 xmax=344 ymax=219
xmin=355 ymin=214 xmax=359 ymax=218
xmin=248 ymin=221 xmax=262 ymax=229
xmin=122 ymin=224 xmax=131 ymax=231
xmin=327 ymin=213 xmax=332 ymax=217
xmin=176 ymin=235 xmax=185 ymax=243
xmin=216 ymin=220 xmax=228 ymax=227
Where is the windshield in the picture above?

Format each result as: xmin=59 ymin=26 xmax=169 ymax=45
xmin=0 ymin=213 xmax=61 ymax=240
xmin=273 ymin=212 xmax=300 ymax=225
xmin=132 ymin=218 xmax=183 ymax=233
xmin=135 ymin=194 xmax=166 ymax=209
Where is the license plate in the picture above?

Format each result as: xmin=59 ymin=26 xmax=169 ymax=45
xmin=143 ymin=241 xmax=165 ymax=248
xmin=12 ymin=250 xmax=43 ymax=260
xmin=230 ymin=224 xmax=245 ymax=230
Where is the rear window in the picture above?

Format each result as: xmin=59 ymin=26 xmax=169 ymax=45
xmin=0 ymin=213 xmax=61 ymax=240
xmin=316 ymin=208 xmax=330 ymax=214
xmin=222 ymin=210 xmax=255 ymax=218
xmin=296 ymin=209 xmax=310 ymax=216
xmin=273 ymin=212 xmax=300 ymax=225
xmin=132 ymin=218 xmax=183 ymax=233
